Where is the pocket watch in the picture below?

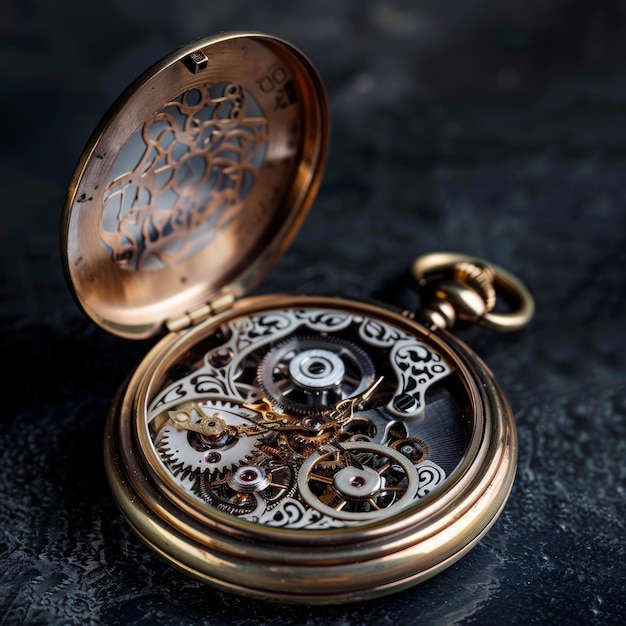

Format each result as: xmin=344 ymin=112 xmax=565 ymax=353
xmin=61 ymin=32 xmax=534 ymax=605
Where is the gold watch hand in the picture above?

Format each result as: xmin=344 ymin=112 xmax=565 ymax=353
xmin=167 ymin=401 xmax=272 ymax=438
xmin=168 ymin=403 xmax=229 ymax=436
xmin=328 ymin=375 xmax=385 ymax=424
xmin=242 ymin=397 xmax=298 ymax=431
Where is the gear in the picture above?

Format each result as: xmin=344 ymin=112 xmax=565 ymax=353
xmin=155 ymin=399 xmax=268 ymax=476
xmin=297 ymin=442 xmax=419 ymax=521
xmin=196 ymin=472 xmax=266 ymax=518
xmin=285 ymin=416 xmax=342 ymax=456
xmin=196 ymin=450 xmax=297 ymax=517
xmin=258 ymin=335 xmax=375 ymax=414
xmin=253 ymin=453 xmax=298 ymax=509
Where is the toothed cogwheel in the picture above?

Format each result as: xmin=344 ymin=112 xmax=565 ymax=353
xmin=155 ymin=399 xmax=268 ymax=475
xmin=297 ymin=442 xmax=420 ymax=521
xmin=258 ymin=335 xmax=375 ymax=414
xmin=197 ymin=454 xmax=297 ymax=517
xmin=196 ymin=471 xmax=267 ymax=518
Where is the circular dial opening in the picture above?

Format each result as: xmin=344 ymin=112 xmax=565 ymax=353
xmin=146 ymin=305 xmax=472 ymax=528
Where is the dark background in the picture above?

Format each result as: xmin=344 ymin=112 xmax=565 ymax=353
xmin=1 ymin=1 xmax=625 ymax=624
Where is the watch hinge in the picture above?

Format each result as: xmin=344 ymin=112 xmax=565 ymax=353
xmin=165 ymin=293 xmax=236 ymax=333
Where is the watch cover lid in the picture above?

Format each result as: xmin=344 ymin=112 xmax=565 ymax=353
xmin=61 ymin=32 xmax=329 ymax=339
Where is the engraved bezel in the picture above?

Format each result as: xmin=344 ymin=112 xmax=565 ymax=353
xmin=104 ymin=294 xmax=518 ymax=605
xmin=61 ymin=33 xmax=328 ymax=339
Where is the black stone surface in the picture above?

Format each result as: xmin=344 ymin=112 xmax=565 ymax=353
xmin=1 ymin=1 xmax=625 ymax=624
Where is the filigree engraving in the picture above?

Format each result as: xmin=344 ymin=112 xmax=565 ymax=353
xmin=148 ymin=307 xmax=455 ymax=530
xmin=416 ymin=460 xmax=446 ymax=498
xmin=386 ymin=338 xmax=450 ymax=418
xmin=100 ymin=83 xmax=268 ymax=271
xmin=150 ymin=309 xmax=354 ymax=412
xmin=359 ymin=316 xmax=405 ymax=347
xmin=258 ymin=497 xmax=351 ymax=529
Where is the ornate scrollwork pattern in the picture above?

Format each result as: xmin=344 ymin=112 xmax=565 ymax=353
xmin=100 ymin=82 xmax=268 ymax=271
xmin=149 ymin=309 xmax=354 ymax=411
xmin=386 ymin=339 xmax=450 ymax=418
xmin=147 ymin=307 xmax=460 ymax=529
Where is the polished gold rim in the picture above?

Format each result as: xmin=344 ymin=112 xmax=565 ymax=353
xmin=104 ymin=294 xmax=517 ymax=604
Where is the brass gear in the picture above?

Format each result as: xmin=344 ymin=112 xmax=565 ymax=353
xmin=297 ymin=442 xmax=420 ymax=521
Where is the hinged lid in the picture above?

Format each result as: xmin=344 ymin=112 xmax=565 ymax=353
xmin=61 ymin=32 xmax=329 ymax=339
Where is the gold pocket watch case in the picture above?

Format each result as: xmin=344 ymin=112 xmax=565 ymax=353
xmin=61 ymin=32 xmax=534 ymax=605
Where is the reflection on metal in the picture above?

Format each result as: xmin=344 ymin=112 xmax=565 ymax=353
xmin=101 ymin=83 xmax=268 ymax=271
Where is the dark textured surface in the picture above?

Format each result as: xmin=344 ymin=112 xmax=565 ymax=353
xmin=1 ymin=1 xmax=625 ymax=624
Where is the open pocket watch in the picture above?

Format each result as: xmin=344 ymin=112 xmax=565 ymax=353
xmin=61 ymin=32 xmax=534 ymax=605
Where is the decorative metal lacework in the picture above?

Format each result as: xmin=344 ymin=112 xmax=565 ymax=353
xmin=100 ymin=83 xmax=268 ymax=271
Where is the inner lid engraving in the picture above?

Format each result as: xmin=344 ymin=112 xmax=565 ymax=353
xmin=101 ymin=83 xmax=268 ymax=272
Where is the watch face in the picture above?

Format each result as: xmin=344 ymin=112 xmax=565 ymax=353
xmin=106 ymin=294 xmax=515 ymax=603
xmin=145 ymin=300 xmax=470 ymax=528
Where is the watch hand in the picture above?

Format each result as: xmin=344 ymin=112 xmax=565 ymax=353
xmin=328 ymin=375 xmax=385 ymax=424
xmin=242 ymin=397 xmax=301 ymax=431
xmin=168 ymin=401 xmax=270 ymax=438
xmin=168 ymin=402 xmax=229 ymax=436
